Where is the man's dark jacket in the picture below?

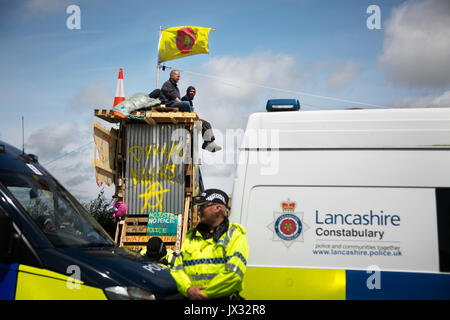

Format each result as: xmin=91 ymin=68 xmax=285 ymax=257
xmin=159 ymin=79 xmax=180 ymax=106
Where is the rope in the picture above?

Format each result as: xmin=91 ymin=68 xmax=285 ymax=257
xmin=159 ymin=65 xmax=388 ymax=109
xmin=43 ymin=141 xmax=94 ymax=166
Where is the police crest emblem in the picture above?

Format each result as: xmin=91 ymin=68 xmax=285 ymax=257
xmin=267 ymin=199 xmax=309 ymax=248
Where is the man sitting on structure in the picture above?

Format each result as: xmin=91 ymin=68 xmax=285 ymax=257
xmin=159 ymin=70 xmax=192 ymax=112
xmin=158 ymin=70 xmax=221 ymax=152
xmin=181 ymin=86 xmax=221 ymax=152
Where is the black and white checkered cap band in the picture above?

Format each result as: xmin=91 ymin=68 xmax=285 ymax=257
xmin=205 ymin=193 xmax=226 ymax=205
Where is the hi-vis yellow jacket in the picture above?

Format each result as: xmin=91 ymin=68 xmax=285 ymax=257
xmin=170 ymin=223 xmax=249 ymax=299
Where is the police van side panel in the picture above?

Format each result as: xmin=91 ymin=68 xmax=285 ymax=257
xmin=230 ymin=109 xmax=450 ymax=300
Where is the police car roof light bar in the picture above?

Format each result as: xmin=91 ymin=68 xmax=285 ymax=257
xmin=266 ymin=99 xmax=300 ymax=112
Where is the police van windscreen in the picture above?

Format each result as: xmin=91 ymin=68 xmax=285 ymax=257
xmin=0 ymin=170 xmax=115 ymax=248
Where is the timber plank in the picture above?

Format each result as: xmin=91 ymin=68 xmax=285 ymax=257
xmin=126 ymin=225 xmax=147 ymax=233
xmin=115 ymin=220 xmax=124 ymax=243
xmin=180 ymin=197 xmax=191 ymax=247
xmin=94 ymin=109 xmax=199 ymax=124
xmin=122 ymin=236 xmax=177 ymax=243
xmin=122 ymin=244 xmax=176 ymax=252
xmin=144 ymin=116 xmax=157 ymax=126
xmin=125 ymin=217 xmax=149 ymax=223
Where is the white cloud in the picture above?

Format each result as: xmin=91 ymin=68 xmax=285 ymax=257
xmin=208 ymin=55 xmax=278 ymax=94
xmin=26 ymin=122 xmax=81 ymax=161
xmin=198 ymin=52 xmax=302 ymax=106
xmin=70 ymin=81 xmax=114 ymax=112
xmin=23 ymin=102 xmax=117 ymax=202
xmin=184 ymin=52 xmax=307 ymax=132
xmin=20 ymin=0 xmax=94 ymax=20
xmin=392 ymin=90 xmax=450 ymax=108
xmin=326 ymin=60 xmax=360 ymax=90
xmin=378 ymin=0 xmax=450 ymax=87
xmin=44 ymin=143 xmax=115 ymax=203
xmin=31 ymin=122 xmax=115 ymax=202
xmin=21 ymin=0 xmax=71 ymax=18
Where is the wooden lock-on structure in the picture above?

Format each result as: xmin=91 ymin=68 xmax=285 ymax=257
xmin=93 ymin=107 xmax=204 ymax=252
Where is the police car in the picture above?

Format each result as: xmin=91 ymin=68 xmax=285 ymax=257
xmin=0 ymin=140 xmax=180 ymax=300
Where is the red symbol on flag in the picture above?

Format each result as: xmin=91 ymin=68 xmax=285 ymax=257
xmin=176 ymin=27 xmax=197 ymax=53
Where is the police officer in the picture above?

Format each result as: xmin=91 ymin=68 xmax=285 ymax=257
xmin=170 ymin=189 xmax=249 ymax=300
xmin=140 ymin=237 xmax=177 ymax=268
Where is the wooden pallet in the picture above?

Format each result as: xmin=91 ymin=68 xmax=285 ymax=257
xmin=115 ymin=194 xmax=193 ymax=253
xmin=94 ymin=109 xmax=199 ymax=124
xmin=115 ymin=216 xmax=178 ymax=252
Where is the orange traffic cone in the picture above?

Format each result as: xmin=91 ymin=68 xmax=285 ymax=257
xmin=113 ymin=68 xmax=125 ymax=106
xmin=112 ymin=68 xmax=127 ymax=118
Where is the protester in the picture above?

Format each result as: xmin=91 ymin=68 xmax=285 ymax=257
xmin=159 ymin=70 xmax=192 ymax=112
xmin=181 ymin=86 xmax=222 ymax=152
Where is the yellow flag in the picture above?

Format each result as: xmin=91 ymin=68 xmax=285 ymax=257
xmin=158 ymin=26 xmax=212 ymax=63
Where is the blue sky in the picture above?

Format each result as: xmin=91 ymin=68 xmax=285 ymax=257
xmin=1 ymin=0 xmax=449 ymax=200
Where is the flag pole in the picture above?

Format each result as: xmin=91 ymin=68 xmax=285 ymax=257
xmin=156 ymin=26 xmax=162 ymax=88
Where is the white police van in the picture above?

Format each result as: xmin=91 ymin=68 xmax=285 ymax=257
xmin=230 ymin=100 xmax=450 ymax=299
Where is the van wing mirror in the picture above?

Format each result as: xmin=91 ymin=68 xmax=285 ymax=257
xmin=0 ymin=214 xmax=14 ymax=258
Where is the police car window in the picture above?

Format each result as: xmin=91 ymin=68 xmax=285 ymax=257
xmin=0 ymin=171 xmax=114 ymax=248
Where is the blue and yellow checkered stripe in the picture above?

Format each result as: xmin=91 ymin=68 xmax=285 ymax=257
xmin=182 ymin=252 xmax=247 ymax=267
xmin=241 ymin=266 xmax=450 ymax=300
xmin=0 ymin=263 xmax=107 ymax=300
